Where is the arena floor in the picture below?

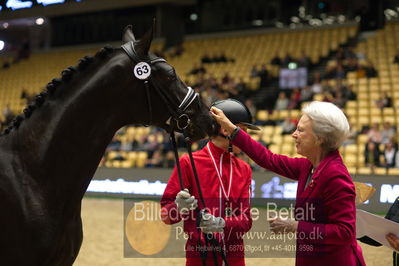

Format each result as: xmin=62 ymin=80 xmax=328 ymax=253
xmin=74 ymin=198 xmax=392 ymax=266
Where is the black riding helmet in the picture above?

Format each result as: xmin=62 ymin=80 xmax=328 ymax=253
xmin=211 ymin=99 xmax=260 ymax=131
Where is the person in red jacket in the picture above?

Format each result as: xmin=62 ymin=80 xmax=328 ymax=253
xmin=211 ymin=101 xmax=366 ymax=266
xmin=161 ymin=99 xmax=258 ymax=266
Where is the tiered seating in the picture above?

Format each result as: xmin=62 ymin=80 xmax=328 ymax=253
xmin=250 ymin=21 xmax=399 ymax=175
xmin=0 ymin=24 xmax=355 ymax=120
xmin=103 ymin=126 xmax=151 ymax=168
xmin=0 ymin=48 xmax=99 ymax=121
xmin=340 ymin=21 xmax=399 ymax=175
xmin=105 ymin=150 xmax=148 ymax=168
xmin=172 ymin=24 xmax=357 ymax=91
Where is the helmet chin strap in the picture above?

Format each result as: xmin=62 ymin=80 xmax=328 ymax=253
xmin=217 ymin=133 xmax=228 ymax=138
xmin=215 ymin=133 xmax=233 ymax=153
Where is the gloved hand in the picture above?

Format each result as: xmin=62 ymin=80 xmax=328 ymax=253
xmin=175 ymin=189 xmax=198 ymax=214
xmin=200 ymin=212 xmax=225 ymax=234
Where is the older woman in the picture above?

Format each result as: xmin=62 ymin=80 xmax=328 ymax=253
xmin=211 ymin=101 xmax=365 ymax=266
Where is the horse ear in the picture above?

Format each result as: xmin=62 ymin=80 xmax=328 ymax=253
xmin=135 ymin=22 xmax=154 ymax=57
xmin=123 ymin=25 xmax=136 ymax=43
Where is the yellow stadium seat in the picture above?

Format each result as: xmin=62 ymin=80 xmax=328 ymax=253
xmin=263 ymin=126 xmax=275 ymax=136
xmin=374 ymin=167 xmax=388 ymax=175
xmin=357 ymin=134 xmax=369 ymax=145
xmin=121 ymin=160 xmax=134 ymax=168
xmin=268 ymin=144 xmax=280 ymax=154
xmin=357 ymin=116 xmax=370 ymax=127
xmin=344 ymin=155 xmax=357 ymax=167
xmin=274 ymin=126 xmax=283 ymax=135
xmin=383 ymin=108 xmax=395 ymax=116
xmin=370 ymin=108 xmax=382 ymax=116
xmin=388 ymin=168 xmax=399 ymax=175
xmin=345 ymin=144 xmax=358 ymax=155
xmin=260 ymin=134 xmax=271 ymax=143
xmin=346 ymin=101 xmax=357 ymax=108
xmin=290 ymin=110 xmax=301 ymax=118
xmin=358 ymin=100 xmax=369 ymax=108
xmin=345 ymin=108 xmax=356 ymax=117
xmin=370 ymin=115 xmax=383 ymax=124
xmin=281 ymin=144 xmax=292 ymax=154
xmin=347 ymin=167 xmax=357 ymax=175
xmin=112 ymin=160 xmax=122 ymax=168
xmin=279 ymin=110 xmax=290 ymax=120
xmin=358 ymin=108 xmax=369 ymax=116
xmin=358 ymin=167 xmax=372 ymax=175
xmin=256 ymin=110 xmax=268 ymax=121
xmin=313 ymin=94 xmax=323 ymax=101
xmin=136 ymin=152 xmax=148 ymax=168
xmin=384 ymin=116 xmax=396 ymax=124
xmin=271 ymin=134 xmax=283 ymax=144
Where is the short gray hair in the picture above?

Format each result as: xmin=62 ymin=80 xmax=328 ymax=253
xmin=302 ymin=101 xmax=349 ymax=151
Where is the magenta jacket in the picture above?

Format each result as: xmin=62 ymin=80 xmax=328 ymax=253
xmin=233 ymin=130 xmax=366 ymax=266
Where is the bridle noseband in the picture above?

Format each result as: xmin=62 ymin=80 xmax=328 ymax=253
xmin=122 ymin=41 xmax=228 ymax=266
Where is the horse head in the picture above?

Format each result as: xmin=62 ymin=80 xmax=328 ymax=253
xmin=121 ymin=24 xmax=216 ymax=141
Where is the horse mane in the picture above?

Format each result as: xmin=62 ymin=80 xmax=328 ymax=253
xmin=0 ymin=45 xmax=115 ymax=136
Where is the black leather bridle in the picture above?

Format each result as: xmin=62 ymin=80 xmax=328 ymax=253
xmin=122 ymin=42 xmax=228 ymax=266
xmin=122 ymin=41 xmax=199 ymax=131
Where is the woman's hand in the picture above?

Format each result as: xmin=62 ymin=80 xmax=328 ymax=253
xmin=386 ymin=233 xmax=399 ymax=251
xmin=269 ymin=217 xmax=298 ymax=234
xmin=210 ymin=107 xmax=237 ymax=136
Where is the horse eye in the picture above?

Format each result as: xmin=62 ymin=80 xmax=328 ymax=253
xmin=167 ymin=69 xmax=177 ymax=81
xmin=168 ymin=75 xmax=177 ymax=81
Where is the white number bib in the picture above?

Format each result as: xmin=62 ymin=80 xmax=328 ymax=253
xmin=134 ymin=62 xmax=151 ymax=80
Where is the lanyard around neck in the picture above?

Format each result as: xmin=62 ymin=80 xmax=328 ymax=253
xmin=207 ymin=143 xmax=233 ymax=201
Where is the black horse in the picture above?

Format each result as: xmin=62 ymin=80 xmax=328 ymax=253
xmin=0 ymin=25 xmax=215 ymax=266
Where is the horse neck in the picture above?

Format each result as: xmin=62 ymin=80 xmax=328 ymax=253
xmin=5 ymin=50 xmax=144 ymax=204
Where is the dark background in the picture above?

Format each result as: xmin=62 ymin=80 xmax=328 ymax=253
xmin=0 ymin=0 xmax=397 ymax=49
